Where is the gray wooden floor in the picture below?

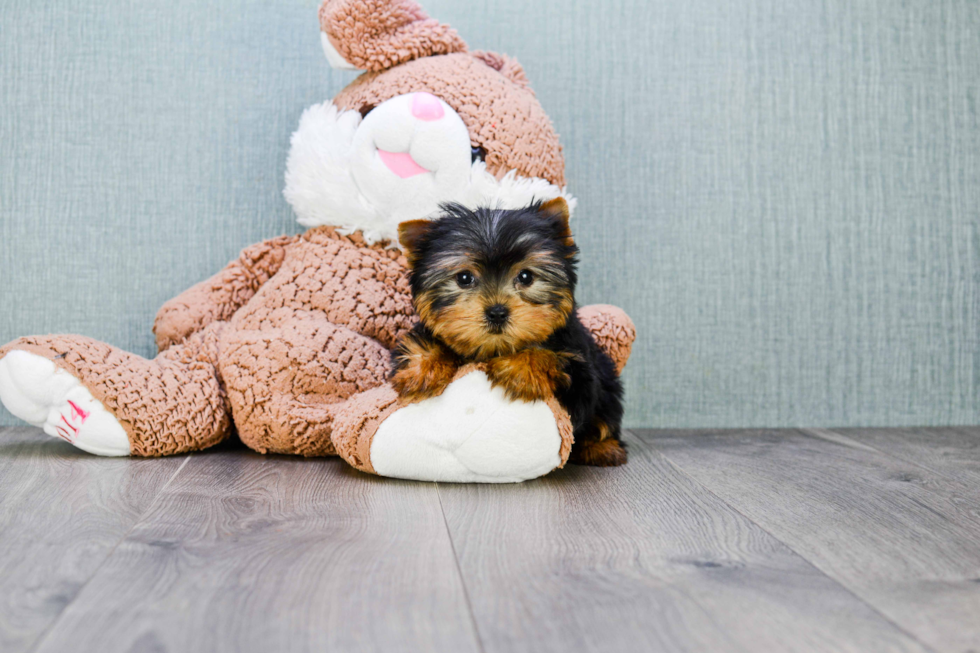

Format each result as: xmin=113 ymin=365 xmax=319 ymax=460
xmin=0 ymin=426 xmax=978 ymax=653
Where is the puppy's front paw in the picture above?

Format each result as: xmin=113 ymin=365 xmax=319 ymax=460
xmin=391 ymin=338 xmax=459 ymax=401
xmin=487 ymin=348 xmax=571 ymax=402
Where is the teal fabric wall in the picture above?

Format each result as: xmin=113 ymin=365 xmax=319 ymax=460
xmin=1 ymin=0 xmax=978 ymax=428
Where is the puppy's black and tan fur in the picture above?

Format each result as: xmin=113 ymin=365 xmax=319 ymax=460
xmin=392 ymin=199 xmax=626 ymax=466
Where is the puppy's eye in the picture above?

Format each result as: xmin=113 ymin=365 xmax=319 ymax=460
xmin=516 ymin=269 xmax=534 ymax=286
xmin=471 ymin=145 xmax=486 ymax=163
xmin=456 ymin=271 xmax=476 ymax=288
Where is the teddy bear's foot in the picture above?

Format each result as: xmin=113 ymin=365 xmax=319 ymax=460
xmin=0 ymin=350 xmax=131 ymax=456
xmin=368 ymin=368 xmax=572 ymax=483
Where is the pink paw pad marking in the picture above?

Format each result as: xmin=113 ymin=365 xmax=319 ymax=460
xmin=55 ymin=400 xmax=90 ymax=443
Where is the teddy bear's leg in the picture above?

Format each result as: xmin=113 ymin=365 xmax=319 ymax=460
xmin=0 ymin=324 xmax=231 ymax=456
xmin=0 ymin=349 xmax=131 ymax=456
xmin=329 ymin=364 xmax=575 ymax=483
xmin=218 ymin=318 xmax=392 ymax=456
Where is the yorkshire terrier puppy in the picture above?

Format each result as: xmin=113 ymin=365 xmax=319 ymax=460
xmin=392 ymin=198 xmax=626 ymax=466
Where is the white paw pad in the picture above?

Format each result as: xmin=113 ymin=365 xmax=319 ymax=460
xmin=0 ymin=350 xmax=131 ymax=456
xmin=370 ymin=371 xmax=562 ymax=483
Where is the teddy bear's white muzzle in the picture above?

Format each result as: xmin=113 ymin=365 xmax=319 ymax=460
xmin=350 ymin=93 xmax=473 ymax=225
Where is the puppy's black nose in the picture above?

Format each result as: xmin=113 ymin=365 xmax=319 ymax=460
xmin=485 ymin=304 xmax=510 ymax=326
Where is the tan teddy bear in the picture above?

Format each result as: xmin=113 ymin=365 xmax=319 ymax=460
xmin=0 ymin=0 xmax=636 ymax=482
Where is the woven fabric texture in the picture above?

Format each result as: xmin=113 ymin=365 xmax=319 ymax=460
xmin=1 ymin=0 xmax=977 ymax=427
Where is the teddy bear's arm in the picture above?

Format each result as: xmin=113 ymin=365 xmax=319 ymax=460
xmin=578 ymin=305 xmax=637 ymax=375
xmin=153 ymin=236 xmax=298 ymax=352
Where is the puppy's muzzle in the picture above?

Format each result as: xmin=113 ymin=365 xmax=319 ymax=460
xmin=484 ymin=304 xmax=510 ymax=331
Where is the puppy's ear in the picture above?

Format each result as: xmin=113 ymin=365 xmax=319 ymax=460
xmin=398 ymin=219 xmax=433 ymax=264
xmin=538 ymin=197 xmax=574 ymax=248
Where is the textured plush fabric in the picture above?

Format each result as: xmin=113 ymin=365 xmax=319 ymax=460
xmin=218 ymin=227 xmax=412 ymax=457
xmin=334 ymin=53 xmax=566 ymax=186
xmin=320 ymin=0 xmax=467 ymax=72
xmin=330 ymin=384 xmax=400 ymax=473
xmin=577 ymin=305 xmax=636 ymax=376
xmin=2 ymin=0 xmax=978 ymax=429
xmin=321 ymin=0 xmax=565 ymax=185
xmin=154 ymin=236 xmax=297 ymax=352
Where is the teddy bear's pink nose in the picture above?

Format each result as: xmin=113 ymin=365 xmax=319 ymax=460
xmin=411 ymin=92 xmax=445 ymax=121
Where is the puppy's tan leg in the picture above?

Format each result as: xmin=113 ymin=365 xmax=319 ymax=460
xmin=486 ymin=348 xmax=571 ymax=402
xmin=391 ymin=334 xmax=459 ymax=401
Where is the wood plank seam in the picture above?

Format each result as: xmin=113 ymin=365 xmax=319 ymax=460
xmin=800 ymin=427 xmax=976 ymax=487
xmin=436 ymin=487 xmax=489 ymax=653
xmin=24 ymin=455 xmax=192 ymax=653
xmin=640 ymin=433 xmax=941 ymax=653
xmin=26 ymin=453 xmax=485 ymax=652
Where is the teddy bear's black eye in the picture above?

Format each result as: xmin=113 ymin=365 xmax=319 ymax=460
xmin=516 ymin=269 xmax=534 ymax=286
xmin=456 ymin=271 xmax=476 ymax=288
xmin=471 ymin=145 xmax=486 ymax=163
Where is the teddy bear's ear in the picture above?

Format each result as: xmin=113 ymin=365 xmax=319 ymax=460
xmin=471 ymin=51 xmax=531 ymax=90
xmin=319 ymin=0 xmax=468 ymax=72
xmin=398 ymin=219 xmax=433 ymax=263
xmin=538 ymin=197 xmax=574 ymax=248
